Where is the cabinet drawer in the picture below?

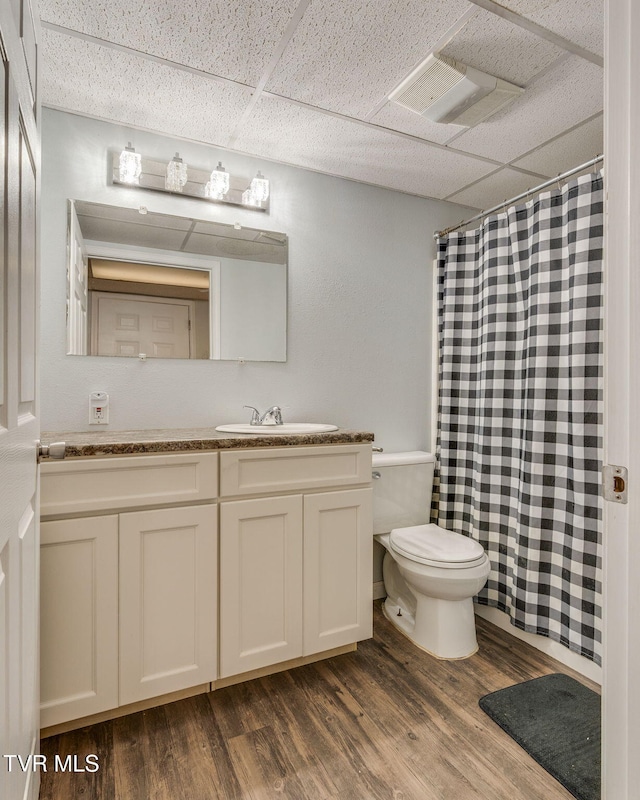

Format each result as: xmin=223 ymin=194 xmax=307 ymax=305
xmin=41 ymin=452 xmax=218 ymax=517
xmin=219 ymin=445 xmax=372 ymax=497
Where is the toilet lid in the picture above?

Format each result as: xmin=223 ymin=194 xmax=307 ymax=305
xmin=389 ymin=524 xmax=486 ymax=566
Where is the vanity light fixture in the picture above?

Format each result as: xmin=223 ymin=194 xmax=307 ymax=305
xmin=118 ymin=143 xmax=142 ymax=185
xmin=249 ymin=171 xmax=269 ymax=202
xmin=165 ymin=152 xmax=188 ymax=192
xmin=206 ymin=161 xmax=230 ymax=200
xmin=111 ymin=150 xmax=270 ymax=212
xmin=241 ymin=172 xmax=270 ymax=207
xmin=241 ymin=187 xmax=262 ymax=207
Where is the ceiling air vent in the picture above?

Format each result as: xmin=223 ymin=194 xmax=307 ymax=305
xmin=389 ymin=53 xmax=523 ymax=127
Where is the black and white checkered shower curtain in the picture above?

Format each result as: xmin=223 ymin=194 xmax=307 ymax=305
xmin=433 ymin=171 xmax=603 ymax=664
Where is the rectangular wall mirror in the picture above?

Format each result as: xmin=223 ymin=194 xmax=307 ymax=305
xmin=67 ymin=200 xmax=287 ymax=361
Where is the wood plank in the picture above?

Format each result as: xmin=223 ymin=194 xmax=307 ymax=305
xmin=166 ymin=694 xmax=243 ymax=800
xmin=227 ymin=723 xmax=334 ymax=800
xmin=39 ymin=724 xmax=114 ymax=800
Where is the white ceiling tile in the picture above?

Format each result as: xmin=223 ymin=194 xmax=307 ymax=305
xmin=441 ymin=8 xmax=563 ymax=86
xmin=511 ymin=115 xmax=603 ymax=176
xmin=41 ymin=29 xmax=253 ymax=146
xmin=39 ymin=1 xmax=605 ymax=201
xmin=446 ymin=167 xmax=544 ymax=209
xmin=234 ymin=96 xmax=496 ymax=199
xmin=497 ymin=0 xmax=603 ymax=58
xmin=366 ymin=9 xmax=564 ymax=147
xmin=39 ymin=0 xmax=299 ymax=86
xmin=369 ymin=103 xmax=466 ymax=145
xmin=265 ymin=0 xmax=472 ymax=118
xmin=451 ymin=55 xmax=603 ymax=163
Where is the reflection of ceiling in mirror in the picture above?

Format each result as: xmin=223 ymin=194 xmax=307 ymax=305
xmin=198 ymin=238 xmax=269 ymax=257
xmin=74 ymin=201 xmax=287 ymax=265
xmin=89 ymin=259 xmax=210 ymax=288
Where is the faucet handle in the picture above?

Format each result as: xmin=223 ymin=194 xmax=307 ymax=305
xmin=243 ymin=405 xmax=261 ymax=425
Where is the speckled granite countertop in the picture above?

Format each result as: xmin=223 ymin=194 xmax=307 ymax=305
xmin=40 ymin=427 xmax=375 ymax=459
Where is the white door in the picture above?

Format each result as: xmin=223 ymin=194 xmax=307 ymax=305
xmin=92 ymin=292 xmax=193 ymax=358
xmin=67 ymin=203 xmax=88 ymax=355
xmin=0 ymin=3 xmax=41 ymax=800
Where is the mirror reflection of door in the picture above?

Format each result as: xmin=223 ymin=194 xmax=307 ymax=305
xmin=92 ymin=293 xmax=194 ymax=358
xmin=67 ymin=204 xmax=89 ymax=354
xmin=88 ymin=257 xmax=211 ymax=359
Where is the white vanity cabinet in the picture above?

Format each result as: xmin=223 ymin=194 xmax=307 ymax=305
xmin=39 ymin=439 xmax=373 ymax=732
xmin=218 ymin=445 xmax=373 ymax=678
xmin=40 ymin=452 xmax=219 ymax=728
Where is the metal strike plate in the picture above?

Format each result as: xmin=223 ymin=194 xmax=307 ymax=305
xmin=603 ymin=464 xmax=628 ymax=503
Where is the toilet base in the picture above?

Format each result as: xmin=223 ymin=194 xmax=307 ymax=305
xmin=381 ymin=594 xmax=479 ymax=660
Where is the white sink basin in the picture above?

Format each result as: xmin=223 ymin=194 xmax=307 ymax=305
xmin=216 ymin=423 xmax=339 ymax=435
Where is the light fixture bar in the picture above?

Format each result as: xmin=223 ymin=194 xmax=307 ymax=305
xmin=110 ymin=150 xmax=270 ymax=212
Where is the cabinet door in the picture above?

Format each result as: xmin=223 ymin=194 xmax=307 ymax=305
xmin=303 ymin=488 xmax=373 ymax=655
xmin=220 ymin=495 xmax=303 ymax=678
xmin=40 ymin=516 xmax=119 ymax=728
xmin=119 ymin=504 xmax=217 ymax=705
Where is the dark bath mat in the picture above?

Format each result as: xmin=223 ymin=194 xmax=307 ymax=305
xmin=479 ymin=673 xmax=600 ymax=800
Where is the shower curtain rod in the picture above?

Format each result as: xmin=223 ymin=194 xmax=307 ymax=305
xmin=433 ymin=153 xmax=604 ymax=240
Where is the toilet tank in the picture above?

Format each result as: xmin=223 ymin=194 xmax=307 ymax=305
xmin=372 ymin=451 xmax=435 ymax=535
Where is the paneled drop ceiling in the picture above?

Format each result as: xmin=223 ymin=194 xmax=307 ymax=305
xmin=40 ymin=0 xmax=604 ymax=210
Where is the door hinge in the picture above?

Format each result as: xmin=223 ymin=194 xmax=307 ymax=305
xmin=603 ymin=464 xmax=628 ymax=504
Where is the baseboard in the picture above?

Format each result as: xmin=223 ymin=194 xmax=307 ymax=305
xmin=214 ymin=643 xmax=357 ymax=689
xmin=373 ymin=580 xmax=386 ymax=600
xmin=40 ymin=683 xmax=210 ymax=738
xmin=41 ymin=643 xmax=360 ymax=738
xmin=474 ymin=605 xmax=602 ymax=685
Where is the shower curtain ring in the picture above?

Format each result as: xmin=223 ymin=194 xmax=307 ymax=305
xmin=557 ymin=174 xmax=563 ymax=191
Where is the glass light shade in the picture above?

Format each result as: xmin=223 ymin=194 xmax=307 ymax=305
xmin=119 ymin=143 xmax=142 ymax=185
xmin=249 ymin=171 xmax=269 ymax=202
xmin=206 ymin=162 xmax=230 ymax=200
xmin=165 ymin=153 xmax=188 ymax=192
xmin=242 ymin=188 xmax=261 ymax=207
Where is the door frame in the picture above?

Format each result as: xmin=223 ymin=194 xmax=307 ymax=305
xmin=78 ymin=232 xmax=222 ymax=359
xmin=602 ymin=0 xmax=640 ymax=796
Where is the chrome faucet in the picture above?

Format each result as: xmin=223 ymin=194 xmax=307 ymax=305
xmin=259 ymin=405 xmax=283 ymax=425
xmin=243 ymin=405 xmax=284 ymax=425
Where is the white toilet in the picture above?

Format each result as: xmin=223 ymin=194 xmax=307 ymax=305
xmin=373 ymin=451 xmax=490 ymax=659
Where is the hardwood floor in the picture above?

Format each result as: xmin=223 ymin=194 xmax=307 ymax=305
xmin=39 ymin=604 xmax=600 ymax=800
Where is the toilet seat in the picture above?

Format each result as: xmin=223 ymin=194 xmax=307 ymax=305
xmin=389 ymin=524 xmax=486 ymax=569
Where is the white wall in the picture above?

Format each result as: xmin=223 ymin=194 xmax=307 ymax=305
xmin=40 ymin=109 xmax=472 ymax=449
